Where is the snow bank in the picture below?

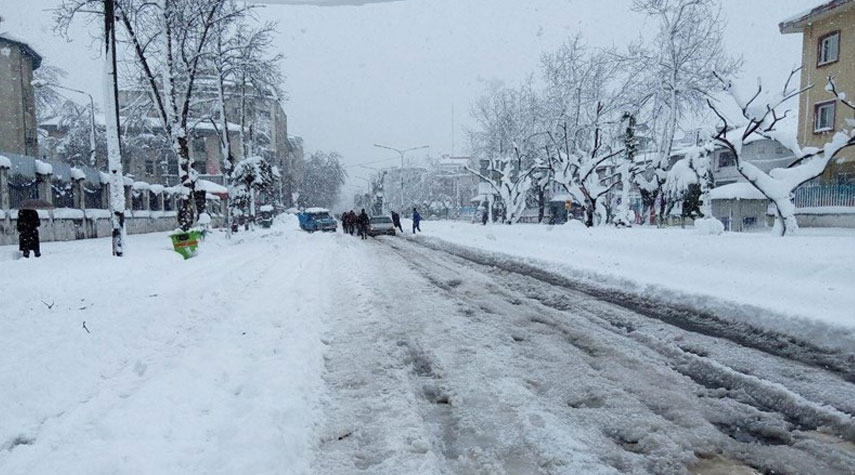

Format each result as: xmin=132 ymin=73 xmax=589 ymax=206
xmin=710 ymin=182 xmax=767 ymax=200
xmin=0 ymin=155 xmax=11 ymax=169
xmin=132 ymin=181 xmax=151 ymax=191
xmin=0 ymin=227 xmax=330 ymax=474
xmin=422 ymin=222 xmax=855 ymax=336
xmin=694 ymin=217 xmax=725 ymax=235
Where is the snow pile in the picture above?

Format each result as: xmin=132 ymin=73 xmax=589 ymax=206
xmin=259 ymin=205 xmax=274 ymax=212
xmin=69 ymin=168 xmax=86 ymax=181
xmin=422 ymin=222 xmax=855 ymax=333
xmin=196 ymin=179 xmax=228 ymax=194
xmin=132 ymin=181 xmax=150 ymax=191
xmin=34 ymin=160 xmax=52 ymax=176
xmin=149 ymin=184 xmax=165 ymax=195
xmin=304 ymin=207 xmax=330 ymax=213
xmin=710 ymin=182 xmax=767 ymax=200
xmin=99 ymin=172 xmax=110 ymax=184
xmin=0 ymin=155 xmax=11 ymax=169
xmin=694 ymin=217 xmax=725 ymax=235
xmin=197 ymin=212 xmax=212 ymax=226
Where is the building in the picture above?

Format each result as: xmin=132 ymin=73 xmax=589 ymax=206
xmin=0 ymin=32 xmax=42 ymax=157
xmin=780 ymin=0 xmax=855 ymax=184
xmin=709 ymin=137 xmax=796 ymax=187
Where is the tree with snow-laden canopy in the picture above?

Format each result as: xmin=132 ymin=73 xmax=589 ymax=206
xmin=56 ymin=0 xmax=254 ymax=231
xmin=707 ymin=69 xmax=855 ymax=236
xmin=232 ymin=155 xmax=277 ymax=224
xmin=613 ymin=0 xmax=741 ymax=225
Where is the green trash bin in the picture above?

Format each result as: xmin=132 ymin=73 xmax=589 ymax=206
xmin=170 ymin=230 xmax=203 ymax=260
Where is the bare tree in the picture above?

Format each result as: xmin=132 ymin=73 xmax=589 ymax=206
xmin=626 ymin=0 xmax=741 ymax=224
xmin=708 ymin=70 xmax=855 ymax=236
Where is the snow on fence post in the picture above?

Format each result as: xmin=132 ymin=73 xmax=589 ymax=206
xmin=0 ymin=156 xmax=10 ymax=215
xmin=35 ymin=160 xmax=54 ymax=206
xmin=71 ymin=167 xmax=86 ymax=210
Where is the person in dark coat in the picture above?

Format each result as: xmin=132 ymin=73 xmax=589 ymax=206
xmin=17 ymin=209 xmax=41 ymax=258
xmin=412 ymin=208 xmax=422 ymax=234
xmin=481 ymin=208 xmax=489 ymax=225
xmin=391 ymin=211 xmax=403 ymax=233
xmin=357 ymin=209 xmax=370 ymax=240
xmin=349 ymin=211 xmax=358 ymax=235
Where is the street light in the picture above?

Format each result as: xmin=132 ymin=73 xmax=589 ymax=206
xmin=373 ymin=143 xmax=429 ymax=211
xmin=33 ymin=81 xmax=98 ymax=167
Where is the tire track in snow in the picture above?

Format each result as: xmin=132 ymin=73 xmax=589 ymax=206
xmin=380 ymin=236 xmax=855 ymax=475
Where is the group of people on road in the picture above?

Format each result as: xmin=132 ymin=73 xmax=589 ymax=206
xmin=341 ymin=208 xmax=423 ymax=239
xmin=342 ymin=209 xmax=371 ymax=239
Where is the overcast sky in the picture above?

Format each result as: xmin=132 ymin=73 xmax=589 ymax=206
xmin=2 ymin=0 xmax=819 ymax=196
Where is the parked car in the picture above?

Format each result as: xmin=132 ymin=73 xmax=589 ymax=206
xmin=367 ymin=216 xmax=396 ymax=236
xmin=298 ymin=208 xmax=338 ymax=233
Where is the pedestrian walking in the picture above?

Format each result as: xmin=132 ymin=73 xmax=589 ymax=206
xmin=17 ymin=209 xmax=41 ymax=258
xmin=391 ymin=211 xmax=403 ymax=233
xmin=412 ymin=208 xmax=422 ymax=234
xmin=343 ymin=211 xmax=352 ymax=235
xmin=481 ymin=208 xmax=489 ymax=225
xmin=358 ymin=209 xmax=370 ymax=240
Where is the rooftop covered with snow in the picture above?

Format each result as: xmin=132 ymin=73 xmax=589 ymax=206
xmin=779 ymin=0 xmax=855 ymax=34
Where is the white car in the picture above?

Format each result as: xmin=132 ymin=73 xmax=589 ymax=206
xmin=368 ymin=216 xmax=396 ymax=236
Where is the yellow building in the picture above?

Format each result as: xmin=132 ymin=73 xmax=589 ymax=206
xmin=780 ymin=0 xmax=855 ymax=184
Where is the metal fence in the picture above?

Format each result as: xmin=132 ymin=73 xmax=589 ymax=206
xmin=52 ymin=182 xmax=75 ymax=209
xmin=84 ymin=186 xmax=104 ymax=209
xmin=793 ymin=185 xmax=855 ymax=209
xmin=8 ymin=177 xmax=38 ymax=209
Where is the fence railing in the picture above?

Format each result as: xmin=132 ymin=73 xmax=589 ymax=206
xmin=793 ymin=184 xmax=855 ymax=209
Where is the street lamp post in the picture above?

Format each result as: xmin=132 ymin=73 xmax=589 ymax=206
xmin=373 ymin=144 xmax=429 ymax=211
xmin=34 ymin=82 xmax=98 ymax=167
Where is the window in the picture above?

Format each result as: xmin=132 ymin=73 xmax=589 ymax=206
xmin=776 ymin=146 xmax=786 ymax=155
xmin=742 ymin=216 xmax=757 ymax=229
xmin=817 ymin=31 xmax=840 ymax=66
xmin=145 ymin=160 xmax=155 ymax=175
xmin=718 ymin=151 xmax=736 ymax=168
xmin=814 ymin=101 xmax=836 ymax=133
xmin=193 ymin=137 xmax=207 ymax=156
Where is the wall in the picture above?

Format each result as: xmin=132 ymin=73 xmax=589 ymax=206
xmin=0 ymin=211 xmax=225 ymax=246
xmin=0 ymin=38 xmax=38 ymax=157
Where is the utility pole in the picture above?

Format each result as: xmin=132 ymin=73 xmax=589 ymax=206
xmin=373 ymin=144 xmax=428 ymax=211
xmin=103 ymin=0 xmax=125 ymax=256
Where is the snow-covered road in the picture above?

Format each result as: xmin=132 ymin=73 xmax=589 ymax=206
xmin=2 ymin=220 xmax=854 ymax=474
xmin=314 ymin=233 xmax=855 ymax=475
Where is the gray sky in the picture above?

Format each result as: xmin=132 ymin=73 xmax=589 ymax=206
xmin=2 ymin=0 xmax=819 ymax=196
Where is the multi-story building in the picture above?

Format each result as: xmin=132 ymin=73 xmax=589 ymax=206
xmin=0 ymin=33 xmax=41 ymax=157
xmin=781 ymin=0 xmax=855 ymax=184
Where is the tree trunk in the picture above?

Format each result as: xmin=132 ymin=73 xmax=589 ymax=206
xmin=176 ymin=134 xmax=195 ymax=231
xmin=103 ymin=0 xmax=125 ymax=257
